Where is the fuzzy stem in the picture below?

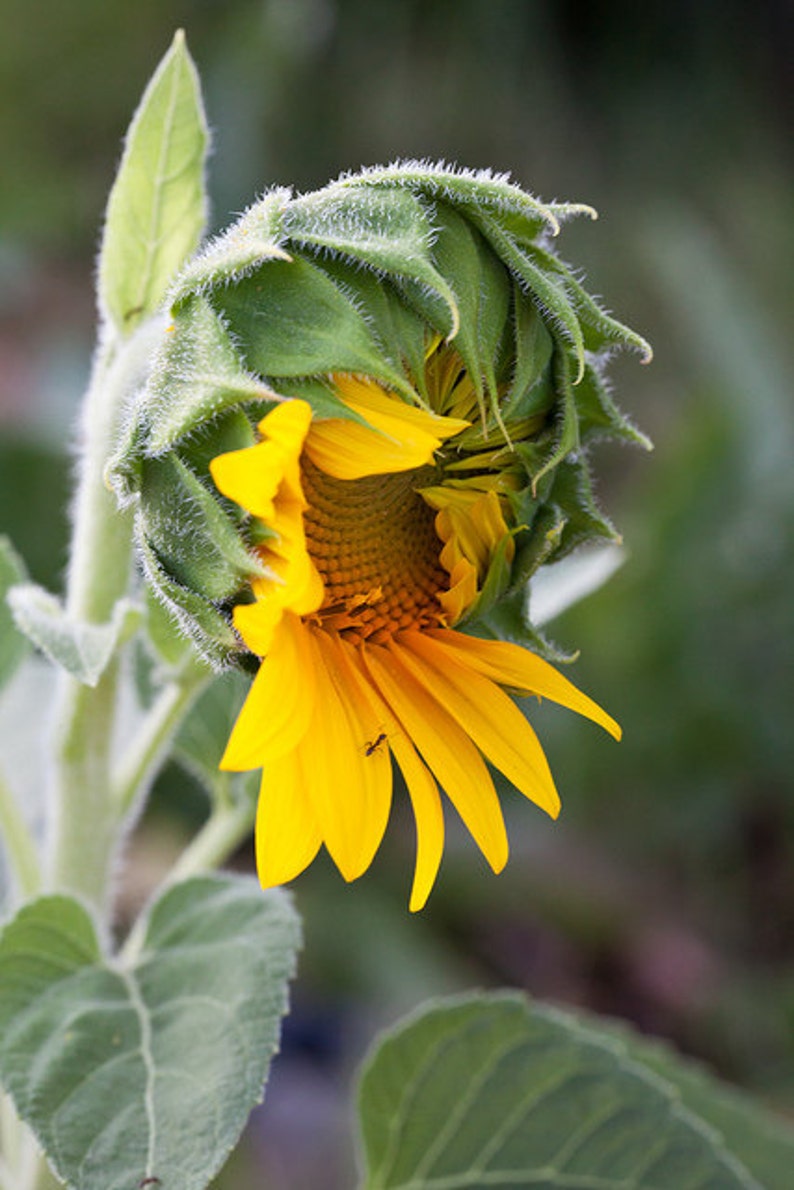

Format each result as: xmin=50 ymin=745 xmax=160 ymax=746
xmin=121 ymin=798 xmax=256 ymax=965
xmin=113 ymin=659 xmax=210 ymax=818
xmin=169 ymin=799 xmax=256 ymax=882
xmin=0 ymin=768 xmax=41 ymax=902
xmin=48 ymin=320 xmax=162 ymax=910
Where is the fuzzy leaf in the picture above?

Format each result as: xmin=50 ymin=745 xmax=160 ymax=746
xmin=7 ymin=585 xmax=138 ymax=686
xmin=141 ymin=296 xmax=277 ymax=455
xmin=138 ymin=454 xmax=263 ymax=601
xmin=136 ymin=532 xmax=242 ymax=667
xmin=357 ymin=992 xmax=763 ymax=1190
xmin=99 ymin=30 xmax=208 ymax=335
xmin=0 ymin=875 xmax=300 ymax=1190
xmin=169 ymin=189 xmax=292 ymax=304
xmin=430 ymin=202 xmax=511 ymax=402
xmin=318 ymin=257 xmax=429 ymax=396
xmin=211 ymin=256 xmax=417 ymax=400
xmin=284 ymin=184 xmax=460 ymax=338
xmin=345 ymin=163 xmax=562 ymax=238
xmin=0 ymin=536 xmax=29 ymax=689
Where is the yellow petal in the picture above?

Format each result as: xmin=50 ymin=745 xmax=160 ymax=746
xmin=220 ymin=612 xmax=315 ymax=770
xmin=362 ymin=640 xmax=508 ymax=874
xmin=255 ymin=756 xmax=322 ymax=888
xmin=299 ymin=628 xmax=392 ymax=881
xmin=336 ymin=637 xmax=445 ymax=912
xmin=334 ymin=375 xmax=469 ymax=438
xmin=428 ymin=628 xmax=622 ymax=741
xmin=389 ymin=733 xmax=445 ymax=912
xmin=232 ymin=599 xmax=283 ymax=657
xmin=210 ymin=400 xmax=312 ymax=518
xmin=305 ymin=376 xmax=470 ymax=480
xmin=396 ymin=631 xmax=560 ymax=818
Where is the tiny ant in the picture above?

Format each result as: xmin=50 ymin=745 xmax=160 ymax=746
xmin=139 ymin=1179 xmax=161 ymax=1188
xmin=364 ymin=732 xmax=387 ymax=757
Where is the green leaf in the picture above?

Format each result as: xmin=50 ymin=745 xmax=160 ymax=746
xmin=0 ymin=535 xmax=29 ymax=690
xmin=356 ymin=992 xmax=763 ymax=1189
xmin=614 ymin=1025 xmax=794 ymax=1190
xmin=7 ymin=585 xmax=138 ymax=686
xmin=99 ymin=29 xmax=208 ymax=335
xmin=0 ymin=875 xmax=301 ymax=1190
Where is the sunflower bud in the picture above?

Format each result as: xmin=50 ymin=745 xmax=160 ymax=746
xmin=110 ymin=163 xmax=650 ymax=668
xmin=110 ymin=163 xmax=653 ymax=908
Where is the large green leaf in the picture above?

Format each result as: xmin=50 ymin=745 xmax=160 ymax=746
xmin=615 ymin=1026 xmax=794 ymax=1190
xmin=98 ymin=30 xmax=208 ymax=335
xmin=357 ymin=992 xmax=769 ymax=1189
xmin=0 ymin=874 xmax=301 ymax=1190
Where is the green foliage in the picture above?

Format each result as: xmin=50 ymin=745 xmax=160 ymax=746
xmin=0 ymin=536 xmax=29 ymax=689
xmin=7 ymin=584 xmax=139 ymax=686
xmin=98 ymin=29 xmax=208 ymax=336
xmin=357 ymin=993 xmax=792 ymax=1189
xmin=0 ymin=875 xmax=301 ymax=1190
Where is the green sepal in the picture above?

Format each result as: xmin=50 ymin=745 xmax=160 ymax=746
xmin=430 ymin=203 xmax=511 ymax=412
xmin=283 ymin=183 xmax=460 ymax=338
xmin=529 ymin=240 xmax=653 ymax=363
xmin=318 ymin=256 xmax=429 ymax=399
xmin=471 ymin=211 xmax=587 ymax=382
xmin=545 ymin=457 xmax=621 ymax=560
xmin=475 ymin=586 xmax=576 ymax=663
xmin=576 ymin=359 xmax=654 ymax=450
xmin=136 ymin=295 xmax=278 ymax=457
xmin=136 ymin=532 xmax=242 ymax=668
xmin=502 ymin=284 xmax=555 ymax=419
xmin=168 ymin=188 xmax=292 ymax=304
xmin=345 ymin=163 xmax=562 ymax=239
xmin=210 ymin=256 xmax=418 ymax=402
xmin=137 ymin=454 xmax=264 ymax=602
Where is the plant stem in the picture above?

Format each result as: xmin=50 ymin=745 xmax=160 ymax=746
xmin=113 ymin=659 xmax=210 ymax=818
xmin=169 ymin=798 xmax=256 ymax=882
xmin=48 ymin=319 xmax=162 ymax=912
xmin=0 ymin=768 xmax=41 ymax=901
xmin=120 ymin=798 xmax=256 ymax=965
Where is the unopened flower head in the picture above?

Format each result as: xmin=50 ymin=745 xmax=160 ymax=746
xmin=110 ymin=163 xmax=651 ymax=908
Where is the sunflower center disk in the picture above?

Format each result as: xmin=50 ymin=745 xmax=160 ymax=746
xmin=301 ymin=459 xmax=448 ymax=643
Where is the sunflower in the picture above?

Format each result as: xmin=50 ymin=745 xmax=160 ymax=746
xmin=209 ymin=340 xmax=620 ymax=910
xmin=109 ymin=165 xmax=649 ymax=909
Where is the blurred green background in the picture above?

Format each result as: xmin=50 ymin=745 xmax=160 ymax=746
xmin=1 ymin=2 xmax=792 ymax=1186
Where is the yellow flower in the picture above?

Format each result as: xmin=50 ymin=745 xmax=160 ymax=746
xmin=209 ymin=343 xmax=620 ymax=910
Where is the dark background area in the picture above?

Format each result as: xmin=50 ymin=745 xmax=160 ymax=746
xmin=1 ymin=2 xmax=792 ymax=1186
